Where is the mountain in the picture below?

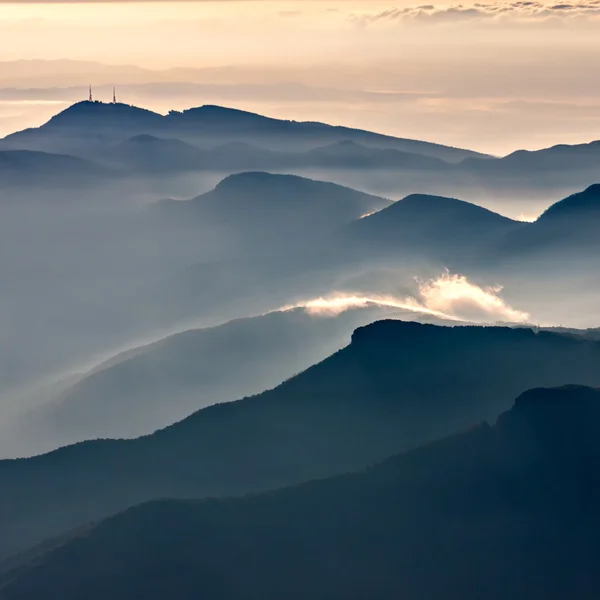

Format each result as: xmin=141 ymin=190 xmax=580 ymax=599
xmin=1 ymin=321 xmax=600 ymax=558
xmin=0 ymin=101 xmax=485 ymax=162
xmin=496 ymin=184 xmax=600 ymax=257
xmin=98 ymin=136 xmax=449 ymax=174
xmin=344 ymin=192 xmax=522 ymax=263
xmin=15 ymin=306 xmax=398 ymax=451
xmin=455 ymin=141 xmax=600 ymax=201
xmin=99 ymin=134 xmax=206 ymax=172
xmin=157 ymin=172 xmax=390 ymax=252
xmin=1 ymin=102 xmax=163 ymax=154
xmin=100 ymin=136 xmax=286 ymax=173
xmin=102 ymin=136 xmax=297 ymax=173
xmin=0 ymin=150 xmax=112 ymax=189
xmin=162 ymin=105 xmax=483 ymax=161
xmin=341 ymin=185 xmax=600 ymax=267
xmin=303 ymin=140 xmax=451 ymax=170
xmin=467 ymin=140 xmax=600 ymax=174
xmin=536 ymin=183 xmax=600 ymax=222
xmin=3 ymin=385 xmax=600 ymax=600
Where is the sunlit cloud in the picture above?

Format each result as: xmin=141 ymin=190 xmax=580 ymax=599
xmin=351 ymin=0 xmax=600 ymax=26
xmin=282 ymin=271 xmax=531 ymax=324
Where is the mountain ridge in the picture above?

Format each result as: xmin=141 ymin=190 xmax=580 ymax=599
xmin=0 ymin=100 xmax=486 ymax=161
xmin=1 ymin=321 xmax=600 ymax=559
xmin=2 ymin=384 xmax=600 ymax=599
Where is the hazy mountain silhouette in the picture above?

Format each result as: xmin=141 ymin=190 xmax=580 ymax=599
xmin=2 ymin=384 xmax=600 ymax=600
xmin=342 ymin=184 xmax=600 ymax=267
xmin=97 ymin=135 xmax=451 ymax=174
xmin=0 ymin=150 xmax=112 ymax=189
xmin=18 ymin=307 xmax=398 ymax=448
xmin=101 ymin=136 xmax=288 ymax=172
xmin=1 ymin=321 xmax=600 ymax=558
xmin=0 ymin=101 xmax=484 ymax=162
xmin=344 ymin=192 xmax=522 ymax=264
xmin=100 ymin=134 xmax=206 ymax=172
xmin=1 ymin=102 xmax=162 ymax=154
xmin=496 ymin=184 xmax=600 ymax=257
xmin=303 ymin=140 xmax=451 ymax=170
xmin=157 ymin=172 xmax=389 ymax=252
xmin=536 ymin=183 xmax=600 ymax=221
xmin=4 ymin=100 xmax=600 ymax=211
xmin=464 ymin=140 xmax=600 ymax=174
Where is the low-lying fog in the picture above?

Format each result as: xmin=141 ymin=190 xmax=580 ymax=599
xmin=1 ymin=126 xmax=599 ymax=459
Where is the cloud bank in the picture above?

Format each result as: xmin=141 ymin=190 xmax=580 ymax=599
xmin=353 ymin=0 xmax=600 ymax=26
xmin=284 ymin=272 xmax=531 ymax=324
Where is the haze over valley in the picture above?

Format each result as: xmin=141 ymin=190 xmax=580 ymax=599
xmin=1 ymin=6 xmax=600 ymax=598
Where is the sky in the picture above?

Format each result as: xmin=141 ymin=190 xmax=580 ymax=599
xmin=1 ymin=0 xmax=600 ymax=154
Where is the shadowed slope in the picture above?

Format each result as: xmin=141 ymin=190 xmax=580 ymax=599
xmin=0 ymin=322 xmax=600 ymax=558
xmin=0 ymin=150 xmax=112 ymax=188
xmin=19 ymin=307 xmax=397 ymax=448
xmin=157 ymin=172 xmax=389 ymax=252
xmin=345 ymin=192 xmax=521 ymax=263
xmin=2 ymin=385 xmax=600 ymax=600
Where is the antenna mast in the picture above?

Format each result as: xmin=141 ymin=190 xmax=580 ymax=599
xmin=112 ymin=86 xmax=117 ymax=104
xmin=88 ymin=84 xmax=93 ymax=102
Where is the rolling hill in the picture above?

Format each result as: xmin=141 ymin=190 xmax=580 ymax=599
xmin=156 ymin=171 xmax=390 ymax=252
xmin=0 ymin=150 xmax=112 ymax=189
xmin=344 ymin=192 xmax=522 ymax=264
xmin=97 ymin=135 xmax=451 ymax=174
xmin=1 ymin=321 xmax=600 ymax=559
xmin=303 ymin=140 xmax=451 ymax=170
xmin=2 ymin=385 xmax=600 ymax=600
xmin=496 ymin=184 xmax=600 ymax=257
xmin=16 ymin=306 xmax=399 ymax=450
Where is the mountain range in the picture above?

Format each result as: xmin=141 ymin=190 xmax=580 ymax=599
xmin=11 ymin=306 xmax=404 ymax=453
xmin=344 ymin=183 xmax=600 ymax=266
xmin=95 ymin=135 xmax=450 ymax=174
xmin=122 ymin=178 xmax=600 ymax=335
xmin=2 ymin=89 xmax=600 ymax=600
xmin=1 ymin=321 xmax=600 ymax=559
xmin=0 ymin=150 xmax=111 ymax=189
xmin=3 ymin=101 xmax=600 ymax=215
xmin=156 ymin=171 xmax=389 ymax=254
xmin=2 ymin=384 xmax=600 ymax=599
xmin=0 ymin=101 xmax=481 ymax=162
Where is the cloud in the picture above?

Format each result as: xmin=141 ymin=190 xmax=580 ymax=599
xmin=282 ymin=272 xmax=531 ymax=324
xmin=352 ymin=0 xmax=600 ymax=26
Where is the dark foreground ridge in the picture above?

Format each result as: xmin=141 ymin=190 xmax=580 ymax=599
xmin=2 ymin=385 xmax=599 ymax=600
xmin=1 ymin=321 xmax=600 ymax=559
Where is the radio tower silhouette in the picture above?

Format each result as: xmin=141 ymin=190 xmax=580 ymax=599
xmin=88 ymin=84 xmax=93 ymax=102
xmin=112 ymin=86 xmax=117 ymax=104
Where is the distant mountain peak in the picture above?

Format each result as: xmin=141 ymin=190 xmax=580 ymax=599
xmin=400 ymin=193 xmax=500 ymax=212
xmin=541 ymin=183 xmax=600 ymax=217
xmin=117 ymin=133 xmax=198 ymax=150
xmin=125 ymin=133 xmax=162 ymax=144
xmin=45 ymin=101 xmax=162 ymax=129
xmin=358 ymin=192 xmax=516 ymax=226
xmin=168 ymin=104 xmax=277 ymax=125
xmin=212 ymin=171 xmax=369 ymax=195
xmin=213 ymin=171 xmax=299 ymax=191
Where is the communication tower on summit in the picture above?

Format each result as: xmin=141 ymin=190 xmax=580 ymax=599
xmin=112 ymin=86 xmax=117 ymax=104
xmin=88 ymin=85 xmax=93 ymax=102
